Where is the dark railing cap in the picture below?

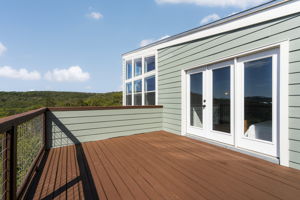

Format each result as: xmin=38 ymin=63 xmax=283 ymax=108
xmin=48 ymin=105 xmax=163 ymax=111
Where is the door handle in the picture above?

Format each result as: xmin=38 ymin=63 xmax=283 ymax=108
xmin=202 ymin=104 xmax=206 ymax=108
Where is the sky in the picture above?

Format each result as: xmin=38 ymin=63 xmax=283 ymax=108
xmin=0 ymin=0 xmax=270 ymax=93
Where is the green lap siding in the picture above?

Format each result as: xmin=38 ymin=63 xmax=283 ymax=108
xmin=46 ymin=108 xmax=162 ymax=148
xmin=157 ymin=13 xmax=300 ymax=169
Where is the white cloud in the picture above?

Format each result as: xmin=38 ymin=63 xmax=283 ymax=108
xmin=85 ymin=85 xmax=92 ymax=90
xmin=87 ymin=12 xmax=103 ymax=20
xmin=45 ymin=66 xmax=90 ymax=82
xmin=0 ymin=42 xmax=7 ymax=56
xmin=155 ymin=0 xmax=268 ymax=8
xmin=140 ymin=39 xmax=155 ymax=47
xmin=0 ymin=66 xmax=41 ymax=80
xmin=200 ymin=13 xmax=221 ymax=25
xmin=140 ymin=35 xmax=170 ymax=47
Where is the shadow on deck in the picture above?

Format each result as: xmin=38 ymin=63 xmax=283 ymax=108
xmin=26 ymin=131 xmax=300 ymax=200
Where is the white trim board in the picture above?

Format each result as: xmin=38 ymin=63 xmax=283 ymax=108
xmin=122 ymin=0 xmax=300 ymax=59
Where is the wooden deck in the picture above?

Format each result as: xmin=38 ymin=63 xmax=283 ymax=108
xmin=26 ymin=131 xmax=300 ymax=200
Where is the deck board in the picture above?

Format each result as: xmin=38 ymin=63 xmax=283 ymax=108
xmin=27 ymin=131 xmax=300 ymax=200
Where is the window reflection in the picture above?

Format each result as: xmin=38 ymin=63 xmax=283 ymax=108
xmin=134 ymin=58 xmax=142 ymax=76
xmin=126 ymin=82 xmax=132 ymax=105
xmin=126 ymin=61 xmax=132 ymax=79
xmin=145 ymin=76 xmax=155 ymax=105
xmin=145 ymin=56 xmax=155 ymax=72
xmin=134 ymin=80 xmax=142 ymax=105
xmin=213 ymin=67 xmax=230 ymax=133
xmin=190 ymin=73 xmax=203 ymax=128
xmin=244 ymin=57 xmax=272 ymax=142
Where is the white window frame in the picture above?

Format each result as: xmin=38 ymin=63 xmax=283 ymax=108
xmin=181 ymin=41 xmax=289 ymax=166
xmin=123 ymin=51 xmax=158 ymax=106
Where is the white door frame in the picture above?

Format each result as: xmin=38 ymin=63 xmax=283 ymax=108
xmin=235 ymin=49 xmax=278 ymax=157
xmin=181 ymin=41 xmax=289 ymax=166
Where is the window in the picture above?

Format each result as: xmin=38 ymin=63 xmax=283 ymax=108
xmin=124 ymin=54 xmax=157 ymax=106
xmin=126 ymin=82 xmax=132 ymax=105
xmin=126 ymin=60 xmax=132 ymax=80
xmin=134 ymin=58 xmax=142 ymax=76
xmin=244 ymin=57 xmax=272 ymax=142
xmin=145 ymin=76 xmax=155 ymax=105
xmin=144 ymin=56 xmax=155 ymax=73
xmin=190 ymin=72 xmax=203 ymax=128
xmin=134 ymin=79 xmax=142 ymax=105
xmin=213 ymin=67 xmax=231 ymax=133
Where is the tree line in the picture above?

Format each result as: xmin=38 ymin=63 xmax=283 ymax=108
xmin=0 ymin=91 xmax=122 ymax=118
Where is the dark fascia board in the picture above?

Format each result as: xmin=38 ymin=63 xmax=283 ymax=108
xmin=122 ymin=0 xmax=291 ymax=56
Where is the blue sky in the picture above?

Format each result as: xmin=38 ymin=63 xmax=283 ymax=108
xmin=0 ymin=0 xmax=269 ymax=93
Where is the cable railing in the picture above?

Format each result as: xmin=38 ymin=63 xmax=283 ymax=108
xmin=0 ymin=108 xmax=47 ymax=200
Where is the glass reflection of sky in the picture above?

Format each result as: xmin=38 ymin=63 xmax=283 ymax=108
xmin=134 ymin=59 xmax=142 ymax=76
xmin=126 ymin=61 xmax=132 ymax=79
xmin=191 ymin=73 xmax=202 ymax=95
xmin=145 ymin=76 xmax=155 ymax=91
xmin=145 ymin=56 xmax=155 ymax=72
xmin=213 ymin=67 xmax=230 ymax=99
xmin=134 ymin=80 xmax=142 ymax=92
xmin=126 ymin=82 xmax=132 ymax=94
xmin=245 ymin=57 xmax=272 ymax=98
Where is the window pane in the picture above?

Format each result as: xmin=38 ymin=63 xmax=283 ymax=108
xmin=190 ymin=73 xmax=203 ymax=128
xmin=145 ymin=76 xmax=155 ymax=92
xmin=126 ymin=61 xmax=132 ymax=79
xmin=134 ymin=80 xmax=142 ymax=93
xmin=213 ymin=67 xmax=230 ymax=133
xmin=126 ymin=95 xmax=132 ymax=105
xmin=134 ymin=58 xmax=142 ymax=76
xmin=145 ymin=92 xmax=155 ymax=105
xmin=126 ymin=82 xmax=132 ymax=94
xmin=134 ymin=94 xmax=142 ymax=105
xmin=145 ymin=56 xmax=155 ymax=72
xmin=244 ymin=57 xmax=272 ymax=142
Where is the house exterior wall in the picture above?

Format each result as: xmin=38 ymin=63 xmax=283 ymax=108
xmin=157 ymin=13 xmax=300 ymax=169
xmin=46 ymin=107 xmax=162 ymax=148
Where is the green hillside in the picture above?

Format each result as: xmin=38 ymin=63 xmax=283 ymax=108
xmin=0 ymin=91 xmax=122 ymax=118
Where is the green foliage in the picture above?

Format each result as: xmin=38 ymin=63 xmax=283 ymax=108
xmin=0 ymin=91 xmax=122 ymax=118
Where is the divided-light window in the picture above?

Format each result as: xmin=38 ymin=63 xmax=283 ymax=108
xmin=125 ymin=55 xmax=156 ymax=106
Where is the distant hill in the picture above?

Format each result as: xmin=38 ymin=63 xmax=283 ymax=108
xmin=0 ymin=91 xmax=122 ymax=118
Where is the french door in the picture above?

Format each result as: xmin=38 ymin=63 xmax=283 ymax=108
xmin=236 ymin=49 xmax=278 ymax=157
xmin=187 ymin=60 xmax=234 ymax=145
xmin=186 ymin=49 xmax=279 ymax=157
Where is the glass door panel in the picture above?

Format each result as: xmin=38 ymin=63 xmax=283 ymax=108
xmin=244 ymin=57 xmax=272 ymax=142
xmin=190 ymin=73 xmax=203 ymax=128
xmin=212 ymin=67 xmax=231 ymax=133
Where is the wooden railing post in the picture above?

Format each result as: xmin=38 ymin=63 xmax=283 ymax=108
xmin=8 ymin=126 xmax=17 ymax=200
